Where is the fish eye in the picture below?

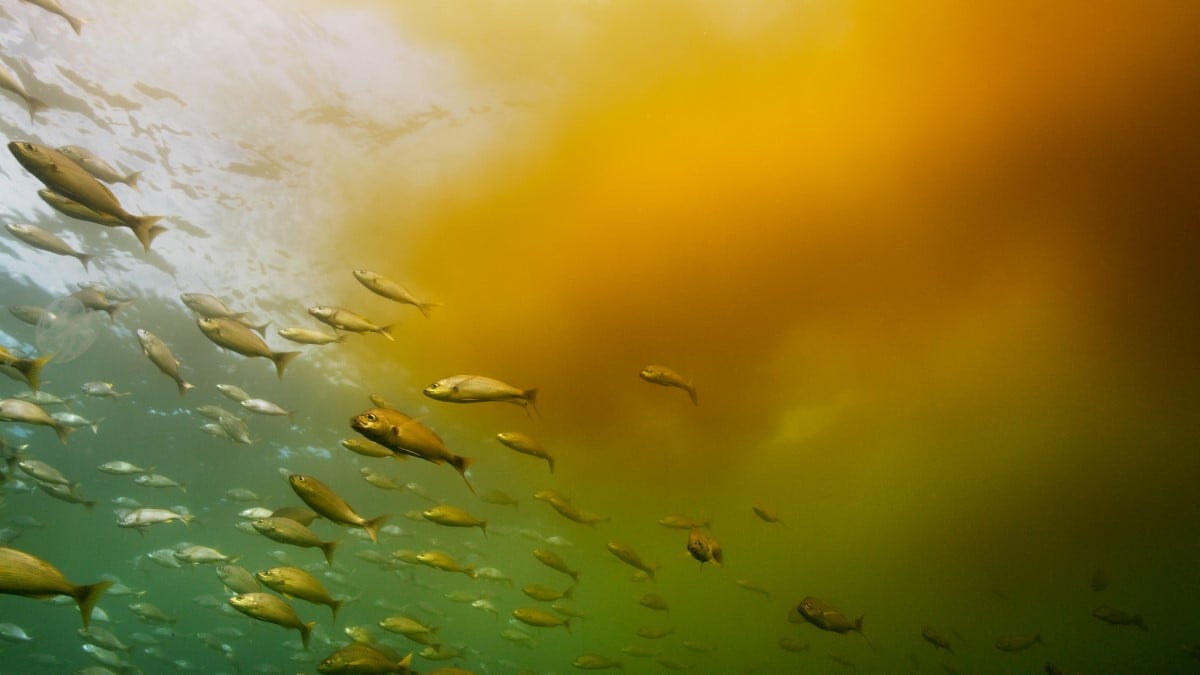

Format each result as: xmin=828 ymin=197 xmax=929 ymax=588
xmin=802 ymin=601 xmax=812 ymax=610
xmin=366 ymin=413 xmax=375 ymax=421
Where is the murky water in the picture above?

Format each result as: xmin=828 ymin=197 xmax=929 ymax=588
xmin=1 ymin=1 xmax=1199 ymax=673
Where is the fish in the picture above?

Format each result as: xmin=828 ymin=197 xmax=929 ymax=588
xmin=241 ymin=397 xmax=294 ymax=419
xmin=226 ymin=488 xmax=261 ymax=502
xmin=228 ymin=592 xmax=315 ymax=650
xmin=70 ymin=288 xmax=133 ymax=320
xmin=56 ymin=146 xmax=140 ymax=189
xmin=995 ymin=633 xmax=1042 ymax=651
xmin=533 ymin=548 xmax=580 ymax=583
xmin=79 ymin=626 xmax=128 ymax=652
xmin=216 ymin=383 xmax=252 ymax=402
xmin=22 ymin=0 xmax=88 ymax=34
xmin=1092 ymin=605 xmax=1147 ymax=629
xmin=0 ymin=348 xmax=52 ymax=391
xmin=512 ymin=607 xmax=571 ymax=632
xmin=342 ymin=438 xmax=394 ymax=459
xmin=0 ymin=398 xmax=73 ymax=443
xmin=777 ymin=637 xmax=809 ymax=652
xmin=272 ymin=506 xmax=320 ymax=526
xmin=495 ymin=432 xmax=554 ymax=473
xmin=377 ymin=614 xmax=438 ymax=638
xmin=682 ymin=640 xmax=716 ymax=653
xmin=5 ymin=223 xmax=94 ymax=269
xmin=17 ymin=458 xmax=73 ymax=486
xmin=196 ymin=405 xmax=241 ymax=420
xmin=13 ymin=390 xmax=70 ymax=408
xmin=197 ymin=317 xmax=299 ymax=379
xmin=424 ymin=374 xmax=538 ymax=413
xmin=134 ymin=473 xmax=187 ymax=491
xmin=317 ymin=642 xmax=412 ymax=674
xmin=608 ymin=542 xmax=658 ymax=580
xmin=635 ymin=623 xmax=674 ymax=639
xmin=639 ymin=365 xmax=697 ymax=405
xmin=216 ymin=564 xmax=261 ymax=594
xmin=0 ymin=546 xmax=111 ymax=629
xmin=278 ymin=327 xmax=345 ymax=345
xmin=36 ymin=481 xmax=94 ymax=509
xmin=523 ymin=584 xmax=574 ymax=602
xmin=794 ymin=597 xmax=867 ymax=642
xmin=0 ymin=622 xmax=31 ymax=643
xmin=252 ymin=517 xmax=340 ymax=566
xmin=415 ymin=551 xmax=476 ymax=577
xmin=257 ymin=566 xmax=344 ymax=625
xmin=180 ymin=293 xmax=268 ymax=334
xmin=135 ymin=329 xmax=194 ymax=395
xmin=308 ymin=305 xmax=394 ymax=340
xmin=735 ymin=579 xmax=771 ymax=599
xmin=0 ymin=60 xmax=46 ymax=121
xmin=352 ymin=269 xmax=436 ymax=317
xmin=658 ymin=514 xmax=710 ymax=529
xmin=288 ymin=474 xmax=388 ymax=543
xmin=638 ymin=592 xmax=669 ymax=611
xmin=686 ymin=528 xmax=723 ymax=567
xmin=922 ymin=625 xmax=953 ymax=652
xmin=621 ymin=645 xmax=660 ymax=658
xmin=422 ymin=505 xmax=487 ymax=537
xmin=8 ymin=304 xmax=53 ymax=326
xmin=349 ymin=407 xmax=475 ymax=493
xmin=174 ymin=545 xmax=239 ymax=565
xmin=129 ymin=602 xmax=178 ymax=625
xmin=50 ymin=411 xmax=103 ymax=434
xmin=533 ymin=489 xmax=609 ymax=526
xmin=80 ymin=381 xmax=129 ymax=398
xmin=572 ymin=653 xmax=623 ymax=670
xmin=117 ymin=508 xmax=194 ymax=532
xmin=481 ymin=489 xmax=519 ymax=507
xmin=751 ymin=503 xmax=786 ymax=525
xmin=218 ymin=415 xmax=253 ymax=444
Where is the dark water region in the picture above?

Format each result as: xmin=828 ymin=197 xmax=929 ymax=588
xmin=3 ymin=1 xmax=1200 ymax=674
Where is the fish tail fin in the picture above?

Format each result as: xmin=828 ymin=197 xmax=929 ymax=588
xmin=564 ymin=585 xmax=575 ymax=600
xmin=54 ymin=422 xmax=75 ymax=444
xmin=72 ymin=580 xmax=113 ymax=630
xmin=397 ymin=654 xmax=412 ymax=670
xmin=177 ymin=379 xmax=195 ymax=396
xmin=299 ymin=621 xmax=315 ymax=651
xmin=108 ymin=299 xmax=135 ymax=321
xmin=320 ymin=539 xmax=340 ymax=566
xmin=26 ymin=97 xmax=47 ymax=123
xmin=271 ymin=351 xmax=300 ymax=379
xmin=451 ymin=455 xmax=476 ymax=494
xmin=130 ymin=215 xmax=166 ymax=253
xmin=76 ymin=252 xmax=95 ymax=271
xmin=687 ymin=382 xmax=698 ymax=406
xmin=417 ymin=302 xmax=437 ymax=318
xmin=250 ymin=321 xmax=270 ymax=337
xmin=378 ymin=325 xmax=396 ymax=341
xmin=83 ymin=498 xmax=95 ymax=511
xmin=362 ymin=514 xmax=389 ymax=543
xmin=21 ymin=354 xmax=52 ymax=391
xmin=90 ymin=417 xmax=105 ymax=434
xmin=649 ymin=563 xmax=659 ymax=581
xmin=857 ymin=615 xmax=874 ymax=648
xmin=480 ymin=520 xmax=488 ymax=539
xmin=67 ymin=15 xmax=89 ymax=35
xmin=565 ymin=617 xmax=572 ymax=635
xmin=713 ymin=547 xmax=724 ymax=567
xmin=524 ymin=388 xmax=539 ymax=417
xmin=180 ymin=514 xmax=195 ymax=526
xmin=329 ymin=599 xmax=344 ymax=626
xmin=546 ymin=456 xmax=555 ymax=474
xmin=122 ymin=170 xmax=141 ymax=190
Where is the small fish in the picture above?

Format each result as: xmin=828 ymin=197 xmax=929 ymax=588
xmin=22 ymin=0 xmax=88 ymax=34
xmin=422 ymin=505 xmax=488 ymax=537
xmin=621 ymin=645 xmax=660 ymax=658
xmin=80 ymin=381 xmax=129 ymax=398
xmin=50 ymin=411 xmax=103 ymax=434
xmin=197 ymin=317 xmax=299 ymax=379
xmin=195 ymin=404 xmax=240 ymax=420
xmin=496 ymin=432 xmax=554 ymax=473
xmin=117 ymin=508 xmax=194 ymax=532
xmin=995 ymin=633 xmax=1042 ymax=652
xmin=686 ymin=528 xmax=723 ymax=567
xmin=415 ymin=550 xmax=476 ymax=577
xmin=922 ymin=625 xmax=953 ymax=652
xmin=216 ymin=564 xmax=260 ymax=594
xmin=252 ymin=517 xmax=340 ymax=566
xmin=218 ymin=415 xmax=253 ymax=444
xmin=174 ymin=545 xmax=238 ymax=565
xmin=72 ymin=288 xmax=132 ymax=321
xmin=533 ymin=489 xmax=609 ymax=526
xmin=635 ymin=623 xmax=674 ymax=639
xmin=17 ymin=458 xmax=74 ymax=486
xmin=56 ymin=146 xmax=140 ymax=189
xmin=241 ymin=397 xmax=294 ymax=419
xmin=317 ymin=642 xmax=412 ymax=674
xmin=735 ymin=579 xmax=771 ymax=599
xmin=377 ymin=614 xmax=437 ymax=637
xmin=0 ymin=398 xmax=73 ymax=443
xmin=480 ymin=489 xmax=519 ymax=507
xmin=0 ymin=547 xmax=111 ymax=629
xmin=352 ymin=269 xmax=437 ymax=316
xmin=752 ymin=503 xmax=786 ymax=525
xmin=216 ymin=383 xmax=252 ymax=402
xmin=7 ymin=304 xmax=53 ymax=326
xmin=795 ymin=597 xmax=867 ymax=643
xmin=0 ymin=622 xmax=32 ymax=642
xmin=658 ymin=514 xmax=710 ymax=529
xmin=573 ymin=653 xmax=622 ymax=670
xmin=777 ymin=636 xmax=809 ymax=652
xmin=136 ymin=329 xmax=194 ymax=395
xmin=0 ymin=60 xmax=46 ymax=121
xmin=228 ymin=592 xmax=315 ymax=650
xmin=278 ymin=327 xmax=345 ymax=345
xmin=341 ymin=438 xmax=394 ymax=459
xmin=639 ymin=365 xmax=697 ymax=405
xmin=78 ymin=626 xmax=128 ymax=652
xmin=272 ymin=506 xmax=319 ymax=526
xmin=308 ymin=305 xmax=394 ymax=340
xmin=6 ymin=223 xmax=93 ymax=269
xmin=1092 ymin=605 xmax=1147 ymax=629
xmin=425 ymin=374 xmax=538 ymax=412
xmin=523 ymin=584 xmax=574 ymax=602
xmin=13 ymin=389 xmax=69 ymax=407
xmin=256 ymin=566 xmax=344 ymax=624
xmin=225 ymin=488 xmax=261 ymax=502
xmin=608 ymin=542 xmax=658 ymax=580
xmin=638 ymin=592 xmax=669 ymax=611
xmin=349 ymin=407 xmax=474 ymax=493
xmin=288 ymin=474 xmax=388 ymax=543
xmin=512 ymin=607 xmax=571 ymax=632
xmin=36 ymin=481 xmax=94 ymax=509
xmin=533 ymin=548 xmax=580 ymax=583
xmin=134 ymin=473 xmax=187 ymax=491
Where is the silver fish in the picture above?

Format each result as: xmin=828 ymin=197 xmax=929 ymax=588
xmin=5 ymin=223 xmax=93 ymax=269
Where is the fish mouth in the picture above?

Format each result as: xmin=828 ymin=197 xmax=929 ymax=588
xmin=349 ymin=415 xmax=365 ymax=429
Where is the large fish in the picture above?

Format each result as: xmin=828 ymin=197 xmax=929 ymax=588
xmin=287 ymin=475 xmax=388 ymax=543
xmin=352 ymin=269 xmax=436 ymax=317
xmin=0 ymin=547 xmax=111 ymax=629
xmin=252 ymin=517 xmax=340 ymax=566
xmin=228 ymin=592 xmax=315 ymax=650
xmin=256 ymin=566 xmax=344 ymax=624
xmin=0 ymin=347 xmax=51 ymax=391
xmin=424 ymin=374 xmax=537 ymax=413
xmin=495 ymin=432 xmax=554 ymax=473
xmin=317 ymin=642 xmax=412 ymax=674
xmin=8 ymin=142 xmax=163 ymax=252
xmin=0 ymin=398 xmax=73 ymax=443
xmin=349 ymin=407 xmax=475 ymax=494
xmin=5 ymin=222 xmax=93 ymax=269
xmin=197 ymin=317 xmax=299 ymax=379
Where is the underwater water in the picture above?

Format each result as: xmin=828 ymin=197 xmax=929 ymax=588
xmin=1 ymin=0 xmax=1199 ymax=673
